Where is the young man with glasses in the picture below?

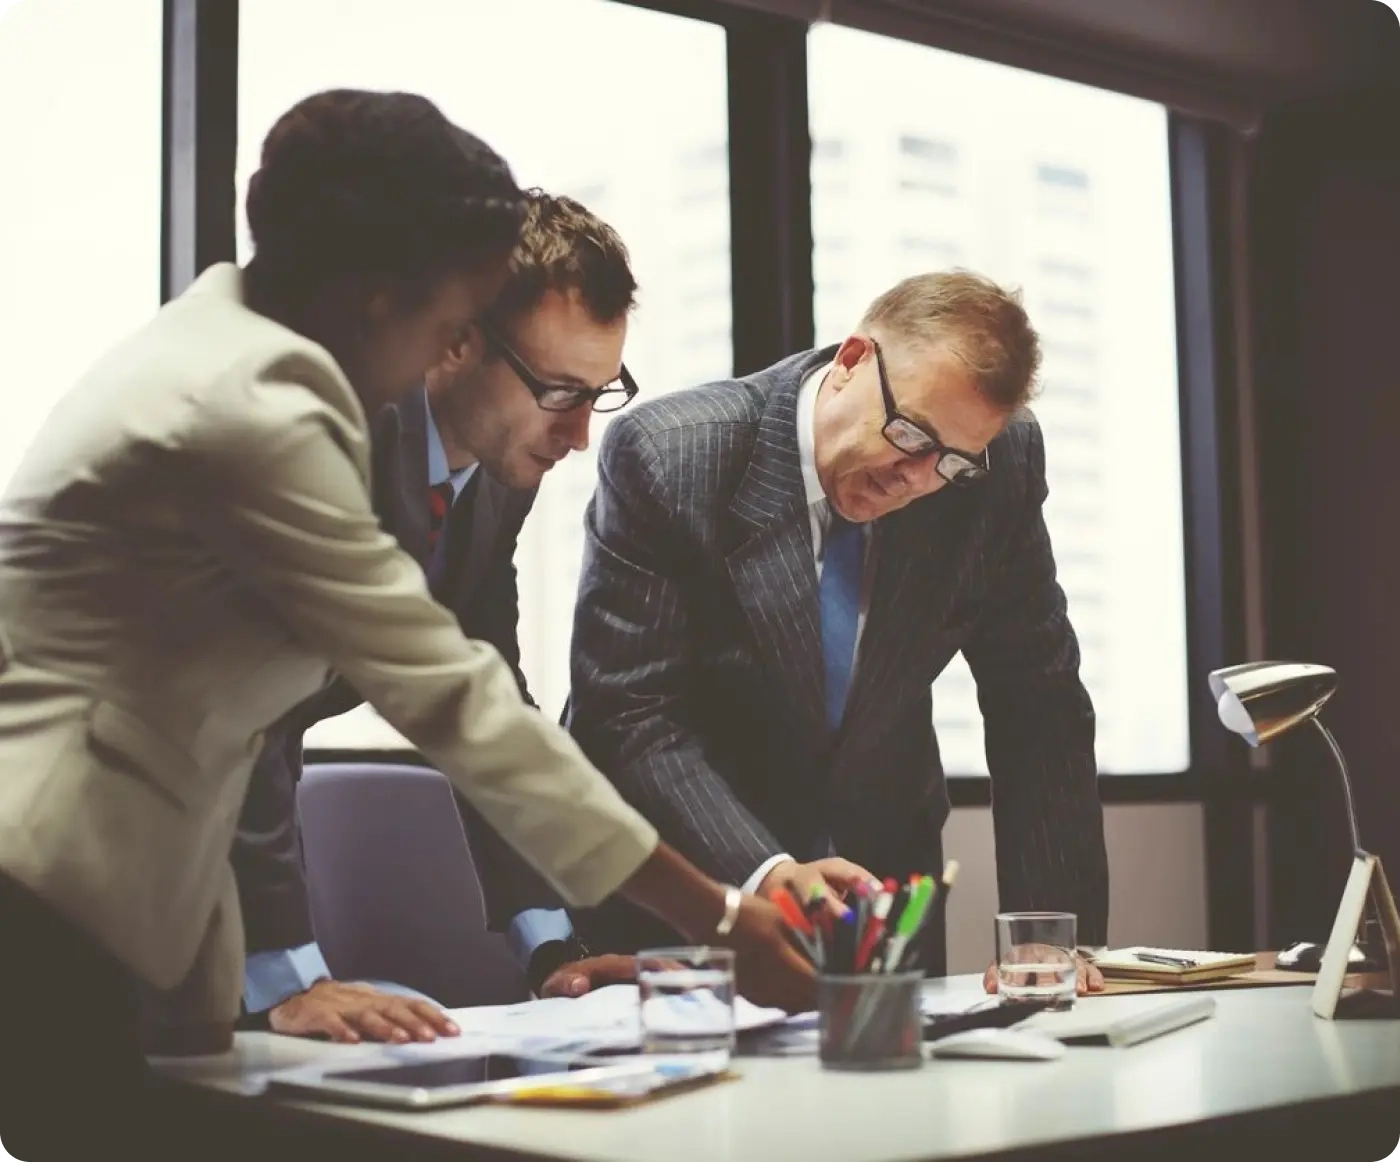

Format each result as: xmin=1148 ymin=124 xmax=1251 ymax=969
xmin=558 ymin=270 xmax=1110 ymax=991
xmin=227 ymin=191 xmax=645 ymax=1044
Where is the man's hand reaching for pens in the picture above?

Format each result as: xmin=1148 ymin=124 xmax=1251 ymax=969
xmin=757 ymin=857 xmax=875 ymax=918
xmin=982 ymin=950 xmax=1104 ymax=996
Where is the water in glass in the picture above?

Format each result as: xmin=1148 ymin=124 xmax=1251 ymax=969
xmin=996 ymin=955 xmax=1076 ymax=1009
xmin=638 ymin=952 xmax=736 ymax=1056
xmin=995 ymin=912 xmax=1077 ymax=1011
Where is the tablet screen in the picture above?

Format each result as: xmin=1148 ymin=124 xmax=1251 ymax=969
xmin=328 ymin=1054 xmax=588 ymax=1090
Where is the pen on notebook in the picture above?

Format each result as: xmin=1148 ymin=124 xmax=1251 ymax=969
xmin=1135 ymin=951 xmax=1198 ymax=968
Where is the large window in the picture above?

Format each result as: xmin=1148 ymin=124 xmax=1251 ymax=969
xmin=238 ymin=0 xmax=731 ymax=747
xmin=809 ymin=25 xmax=1189 ymax=775
xmin=0 ymin=0 xmax=162 ymax=492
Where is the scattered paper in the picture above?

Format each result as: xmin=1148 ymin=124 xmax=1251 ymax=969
xmin=373 ymin=984 xmax=789 ymax=1060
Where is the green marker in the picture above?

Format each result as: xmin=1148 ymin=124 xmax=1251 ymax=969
xmin=885 ymin=876 xmax=935 ymax=972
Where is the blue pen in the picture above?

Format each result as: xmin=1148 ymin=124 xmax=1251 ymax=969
xmin=837 ymin=909 xmax=860 ymax=974
xmin=852 ymin=881 xmax=871 ymax=966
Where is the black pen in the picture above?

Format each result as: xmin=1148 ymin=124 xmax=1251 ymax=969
xmin=1135 ymin=951 xmax=1197 ymax=968
xmin=871 ymin=883 xmax=910 ymax=973
xmin=908 ymin=860 xmax=958 ymax=974
xmin=884 ymin=882 xmax=911 ymax=935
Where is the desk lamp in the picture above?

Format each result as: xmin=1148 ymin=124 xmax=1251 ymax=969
xmin=1209 ymin=662 xmax=1400 ymax=1019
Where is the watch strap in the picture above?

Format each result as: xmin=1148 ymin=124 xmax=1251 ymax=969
xmin=526 ymin=935 xmax=592 ymax=996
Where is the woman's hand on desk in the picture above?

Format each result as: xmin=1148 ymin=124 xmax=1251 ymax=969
xmin=982 ymin=950 xmax=1104 ymax=996
xmin=270 ymin=980 xmax=460 ymax=1045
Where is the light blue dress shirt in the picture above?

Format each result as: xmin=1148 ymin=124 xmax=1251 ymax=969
xmin=507 ymin=907 xmax=576 ymax=970
xmin=242 ymin=942 xmax=335 ymax=1014
xmin=241 ymin=392 xmax=474 ymax=1013
xmin=424 ymin=400 xmax=478 ymax=502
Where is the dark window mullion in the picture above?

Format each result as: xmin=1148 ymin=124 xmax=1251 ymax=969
xmin=162 ymin=0 xmax=239 ymax=304
xmin=725 ymin=9 xmax=814 ymax=376
xmin=1172 ymin=113 xmax=1255 ymax=950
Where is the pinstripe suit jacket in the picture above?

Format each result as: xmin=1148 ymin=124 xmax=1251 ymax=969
xmin=565 ymin=346 xmax=1109 ymax=954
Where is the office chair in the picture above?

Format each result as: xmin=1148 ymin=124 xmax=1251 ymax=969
xmin=296 ymin=762 xmax=530 ymax=1009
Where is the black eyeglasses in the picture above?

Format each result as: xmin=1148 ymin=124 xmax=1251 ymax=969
xmin=872 ymin=340 xmax=990 ymax=485
xmin=478 ymin=319 xmax=638 ymax=414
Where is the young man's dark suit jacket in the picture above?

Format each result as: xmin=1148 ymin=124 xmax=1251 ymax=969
xmin=229 ymin=386 xmax=557 ymax=959
xmin=562 ymin=345 xmax=1109 ymax=964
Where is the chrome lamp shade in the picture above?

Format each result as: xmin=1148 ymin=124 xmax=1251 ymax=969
xmin=1209 ymin=661 xmax=1357 ymax=857
xmin=1208 ymin=661 xmax=1338 ymax=748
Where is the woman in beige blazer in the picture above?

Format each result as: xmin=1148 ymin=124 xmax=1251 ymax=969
xmin=0 ymin=89 xmax=811 ymax=1160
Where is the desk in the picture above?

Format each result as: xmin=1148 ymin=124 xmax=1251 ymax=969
xmin=155 ymin=975 xmax=1400 ymax=1162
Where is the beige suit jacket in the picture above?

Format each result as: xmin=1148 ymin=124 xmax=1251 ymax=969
xmin=0 ymin=264 xmax=658 ymax=1023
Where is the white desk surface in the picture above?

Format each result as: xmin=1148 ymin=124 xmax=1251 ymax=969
xmin=155 ymin=975 xmax=1400 ymax=1162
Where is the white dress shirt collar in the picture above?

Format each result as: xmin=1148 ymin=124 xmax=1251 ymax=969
xmin=796 ymin=362 xmax=832 ymax=513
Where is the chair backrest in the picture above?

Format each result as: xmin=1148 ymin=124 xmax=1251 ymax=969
xmin=296 ymin=762 xmax=529 ymax=1009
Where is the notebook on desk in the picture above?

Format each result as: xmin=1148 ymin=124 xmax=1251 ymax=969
xmin=1091 ymin=947 xmax=1257 ymax=985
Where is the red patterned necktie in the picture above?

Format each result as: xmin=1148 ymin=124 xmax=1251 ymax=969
xmin=427 ymin=481 xmax=455 ymax=549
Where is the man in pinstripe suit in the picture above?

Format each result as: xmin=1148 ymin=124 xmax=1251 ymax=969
xmin=559 ymin=270 xmax=1110 ymax=984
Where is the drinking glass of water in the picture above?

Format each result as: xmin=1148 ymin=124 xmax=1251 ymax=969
xmin=995 ymin=912 xmax=1077 ymax=1010
xmin=637 ymin=946 xmax=736 ymax=1058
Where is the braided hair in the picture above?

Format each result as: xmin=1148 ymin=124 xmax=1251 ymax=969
xmin=244 ymin=89 xmax=527 ymax=308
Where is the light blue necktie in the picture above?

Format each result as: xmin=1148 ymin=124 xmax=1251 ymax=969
xmin=819 ymin=509 xmax=863 ymax=732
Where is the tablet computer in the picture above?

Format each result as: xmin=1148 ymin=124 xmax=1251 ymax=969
xmin=264 ymin=1051 xmax=661 ymax=1110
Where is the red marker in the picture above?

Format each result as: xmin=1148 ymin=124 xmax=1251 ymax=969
xmin=770 ymin=886 xmax=814 ymax=935
xmin=856 ymin=888 xmax=896 ymax=971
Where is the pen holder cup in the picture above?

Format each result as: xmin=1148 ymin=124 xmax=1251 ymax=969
xmin=818 ymin=972 xmax=924 ymax=1072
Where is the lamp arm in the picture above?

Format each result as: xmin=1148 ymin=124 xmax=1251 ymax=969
xmin=1311 ymin=717 xmax=1364 ymax=859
